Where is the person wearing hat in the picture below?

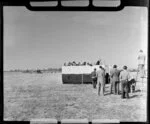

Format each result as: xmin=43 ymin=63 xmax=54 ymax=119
xmin=110 ymin=65 xmax=120 ymax=95
xmin=91 ymin=68 xmax=97 ymax=89
xmin=119 ymin=66 xmax=130 ymax=99
xmin=96 ymin=66 xmax=106 ymax=96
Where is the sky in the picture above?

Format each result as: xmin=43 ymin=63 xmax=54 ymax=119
xmin=4 ymin=6 xmax=148 ymax=70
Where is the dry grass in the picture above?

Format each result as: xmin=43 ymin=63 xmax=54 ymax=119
xmin=4 ymin=72 xmax=147 ymax=121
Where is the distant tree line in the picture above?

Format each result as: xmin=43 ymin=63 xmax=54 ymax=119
xmin=7 ymin=68 xmax=62 ymax=74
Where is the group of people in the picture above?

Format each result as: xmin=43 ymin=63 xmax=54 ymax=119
xmin=64 ymin=61 xmax=93 ymax=66
xmin=91 ymin=49 xmax=146 ymax=99
xmin=91 ymin=65 xmax=135 ymax=99
xmin=64 ymin=59 xmax=104 ymax=66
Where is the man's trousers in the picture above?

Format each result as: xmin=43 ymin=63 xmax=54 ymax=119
xmin=113 ymin=81 xmax=119 ymax=94
xmin=92 ymin=78 xmax=97 ymax=88
xmin=98 ymin=79 xmax=105 ymax=96
xmin=121 ymin=80 xmax=129 ymax=99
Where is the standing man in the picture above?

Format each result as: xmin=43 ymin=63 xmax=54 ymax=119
xmin=138 ymin=50 xmax=146 ymax=71
xmin=119 ymin=66 xmax=130 ymax=99
xmin=110 ymin=65 xmax=120 ymax=95
xmin=97 ymin=66 xmax=106 ymax=96
xmin=105 ymin=65 xmax=110 ymax=84
xmin=137 ymin=50 xmax=146 ymax=83
xmin=91 ymin=68 xmax=97 ymax=89
xmin=109 ymin=66 xmax=113 ymax=94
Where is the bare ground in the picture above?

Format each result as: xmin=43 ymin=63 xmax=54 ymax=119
xmin=4 ymin=72 xmax=147 ymax=121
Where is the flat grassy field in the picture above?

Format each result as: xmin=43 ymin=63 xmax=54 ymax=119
xmin=4 ymin=72 xmax=147 ymax=121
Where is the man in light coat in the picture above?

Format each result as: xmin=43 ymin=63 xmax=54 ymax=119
xmin=119 ymin=66 xmax=130 ymax=99
xmin=96 ymin=66 xmax=106 ymax=96
xmin=137 ymin=50 xmax=146 ymax=84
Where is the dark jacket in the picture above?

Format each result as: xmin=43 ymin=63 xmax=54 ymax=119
xmin=91 ymin=71 xmax=97 ymax=79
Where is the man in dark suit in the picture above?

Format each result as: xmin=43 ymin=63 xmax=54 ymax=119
xmin=91 ymin=68 xmax=97 ymax=88
xmin=110 ymin=65 xmax=120 ymax=95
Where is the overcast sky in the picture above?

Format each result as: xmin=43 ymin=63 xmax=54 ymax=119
xmin=4 ymin=6 xmax=148 ymax=70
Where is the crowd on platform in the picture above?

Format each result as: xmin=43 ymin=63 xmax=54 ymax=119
xmin=63 ymin=59 xmax=103 ymax=66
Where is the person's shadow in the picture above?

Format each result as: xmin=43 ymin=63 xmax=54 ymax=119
xmin=129 ymin=94 xmax=138 ymax=99
xmin=104 ymin=92 xmax=112 ymax=96
xmin=134 ymin=89 xmax=141 ymax=93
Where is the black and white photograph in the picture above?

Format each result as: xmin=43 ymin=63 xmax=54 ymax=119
xmin=3 ymin=1 xmax=148 ymax=122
